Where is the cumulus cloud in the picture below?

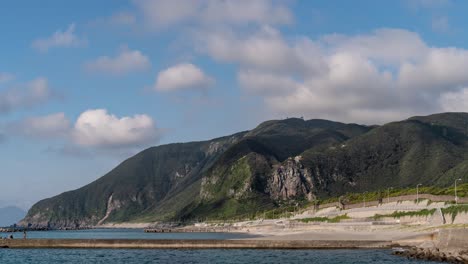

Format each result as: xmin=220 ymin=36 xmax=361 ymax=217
xmin=155 ymin=63 xmax=214 ymax=92
xmin=238 ymin=70 xmax=297 ymax=96
xmin=0 ymin=77 xmax=54 ymax=114
xmin=197 ymin=27 xmax=468 ymax=123
xmin=196 ymin=26 xmax=326 ymax=76
xmin=7 ymin=113 xmax=71 ymax=139
xmin=322 ymin=28 xmax=429 ymax=65
xmin=72 ymin=109 xmax=159 ymax=148
xmin=32 ymin=24 xmax=87 ymax=52
xmin=85 ymin=47 xmax=151 ymax=75
xmin=439 ymin=88 xmax=468 ymax=112
xmin=6 ymin=109 xmax=161 ymax=151
xmin=0 ymin=72 xmax=15 ymax=84
xmin=132 ymin=0 xmax=292 ymax=29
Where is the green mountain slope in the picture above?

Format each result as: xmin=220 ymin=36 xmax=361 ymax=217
xmin=22 ymin=133 xmax=246 ymax=228
xmin=181 ymin=118 xmax=371 ymax=220
xmin=299 ymin=114 xmax=468 ymax=199
xmin=20 ymin=113 xmax=468 ymax=227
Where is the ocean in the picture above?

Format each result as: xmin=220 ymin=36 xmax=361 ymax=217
xmin=0 ymin=228 xmax=256 ymax=240
xmin=0 ymin=229 xmax=440 ymax=263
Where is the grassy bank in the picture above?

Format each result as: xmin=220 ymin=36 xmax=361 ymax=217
xmin=373 ymin=209 xmax=436 ymax=220
xmin=298 ymin=214 xmax=350 ymax=223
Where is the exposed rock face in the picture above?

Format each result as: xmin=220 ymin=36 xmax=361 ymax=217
xmin=97 ymin=194 xmax=122 ymax=225
xmin=267 ymin=156 xmax=315 ymax=201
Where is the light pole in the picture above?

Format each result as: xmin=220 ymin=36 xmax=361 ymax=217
xmin=387 ymin=187 xmax=393 ymax=204
xmin=455 ymin=178 xmax=462 ymax=204
xmin=416 ymin=184 xmax=422 ymax=204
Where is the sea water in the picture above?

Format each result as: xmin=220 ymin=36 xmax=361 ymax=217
xmin=0 ymin=248 xmax=439 ymax=264
xmin=0 ymin=229 xmax=440 ymax=263
xmin=0 ymin=228 xmax=256 ymax=240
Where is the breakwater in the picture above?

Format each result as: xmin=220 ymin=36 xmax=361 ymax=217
xmin=0 ymin=239 xmax=392 ymax=249
xmin=394 ymin=228 xmax=468 ymax=263
xmin=0 ymin=227 xmax=49 ymax=233
xmin=144 ymin=227 xmax=239 ymax=233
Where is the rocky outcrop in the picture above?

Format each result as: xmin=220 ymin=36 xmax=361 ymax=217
xmin=267 ymin=156 xmax=315 ymax=201
xmin=395 ymin=246 xmax=468 ymax=263
xmin=394 ymin=228 xmax=468 ymax=263
xmin=18 ymin=213 xmax=98 ymax=229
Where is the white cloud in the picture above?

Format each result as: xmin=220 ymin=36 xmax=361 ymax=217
xmin=8 ymin=113 xmax=71 ymax=139
xmin=132 ymin=0 xmax=292 ymax=29
xmin=0 ymin=77 xmax=54 ymax=114
xmin=238 ymin=70 xmax=298 ymax=96
xmin=85 ymin=47 xmax=151 ymax=75
xmin=197 ymin=26 xmax=325 ymax=75
xmin=32 ymin=24 xmax=87 ymax=52
xmin=155 ymin=63 xmax=214 ymax=92
xmin=198 ymin=27 xmax=468 ymax=124
xmin=0 ymin=72 xmax=15 ymax=84
xmin=72 ymin=109 xmax=159 ymax=148
xmin=322 ymin=28 xmax=429 ymax=65
xmin=200 ymin=0 xmax=292 ymax=25
xmin=5 ymin=109 xmax=161 ymax=151
xmin=439 ymin=88 xmax=468 ymax=112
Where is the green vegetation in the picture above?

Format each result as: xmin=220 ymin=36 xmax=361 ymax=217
xmin=299 ymin=214 xmax=350 ymax=223
xmin=442 ymin=205 xmax=468 ymax=223
xmin=317 ymin=183 xmax=468 ymax=207
xmin=373 ymin=209 xmax=436 ymax=220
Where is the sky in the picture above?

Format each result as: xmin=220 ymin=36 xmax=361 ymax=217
xmin=2 ymin=0 xmax=468 ymax=209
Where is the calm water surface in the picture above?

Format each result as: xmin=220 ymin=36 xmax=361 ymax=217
xmin=0 ymin=229 xmax=441 ymax=263
xmin=0 ymin=228 xmax=256 ymax=240
xmin=0 ymin=249 xmax=440 ymax=264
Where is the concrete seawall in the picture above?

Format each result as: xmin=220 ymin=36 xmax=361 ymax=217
xmin=436 ymin=228 xmax=468 ymax=251
xmin=0 ymin=239 xmax=392 ymax=249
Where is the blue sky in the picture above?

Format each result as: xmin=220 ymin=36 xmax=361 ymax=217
xmin=2 ymin=0 xmax=468 ymax=209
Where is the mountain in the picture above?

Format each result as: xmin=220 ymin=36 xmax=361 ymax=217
xmin=0 ymin=206 xmax=26 ymax=227
xmin=20 ymin=113 xmax=468 ymax=227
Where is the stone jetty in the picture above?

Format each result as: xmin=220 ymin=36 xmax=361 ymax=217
xmin=0 ymin=239 xmax=392 ymax=249
xmin=0 ymin=227 xmax=49 ymax=233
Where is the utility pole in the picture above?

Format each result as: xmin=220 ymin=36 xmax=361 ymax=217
xmin=387 ymin=187 xmax=393 ymax=204
xmin=455 ymin=178 xmax=462 ymax=204
xmin=416 ymin=184 xmax=422 ymax=204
